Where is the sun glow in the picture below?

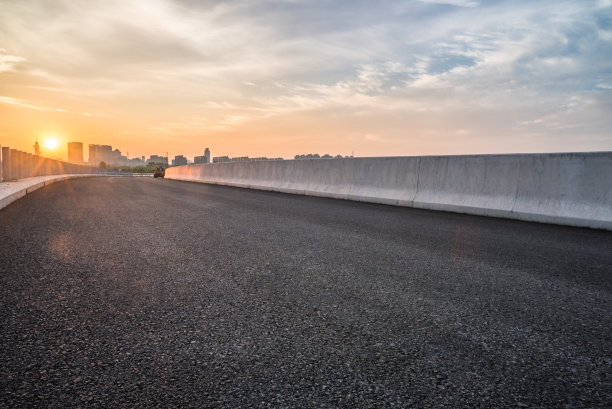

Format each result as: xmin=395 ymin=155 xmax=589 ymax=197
xmin=44 ymin=137 xmax=59 ymax=150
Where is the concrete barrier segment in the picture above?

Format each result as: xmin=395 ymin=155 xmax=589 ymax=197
xmin=511 ymin=152 xmax=612 ymax=229
xmin=33 ymin=155 xmax=42 ymax=177
xmin=349 ymin=157 xmax=420 ymax=206
xmin=249 ymin=160 xmax=278 ymax=191
xmin=305 ymin=158 xmax=354 ymax=199
xmin=13 ymin=151 xmax=21 ymax=179
xmin=13 ymin=151 xmax=19 ymax=180
xmin=9 ymin=149 xmax=19 ymax=180
xmin=0 ymin=147 xmax=9 ymax=182
xmin=23 ymin=152 xmax=29 ymax=178
xmin=19 ymin=151 xmax=26 ymax=179
xmin=26 ymin=153 xmax=33 ymax=177
xmin=273 ymin=160 xmax=309 ymax=195
xmin=233 ymin=161 xmax=256 ymax=188
xmin=412 ymin=154 xmax=520 ymax=219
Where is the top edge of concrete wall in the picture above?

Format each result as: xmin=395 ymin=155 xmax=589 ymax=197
xmin=191 ymin=151 xmax=612 ymax=164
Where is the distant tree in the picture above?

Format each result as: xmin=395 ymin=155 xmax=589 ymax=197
xmin=99 ymin=161 xmax=107 ymax=169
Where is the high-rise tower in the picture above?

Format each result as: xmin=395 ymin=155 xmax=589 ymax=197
xmin=67 ymin=142 xmax=84 ymax=163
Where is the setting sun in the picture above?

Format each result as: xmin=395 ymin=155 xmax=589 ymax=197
xmin=44 ymin=137 xmax=59 ymax=150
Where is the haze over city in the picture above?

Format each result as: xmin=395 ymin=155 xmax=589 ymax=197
xmin=1 ymin=0 xmax=611 ymax=161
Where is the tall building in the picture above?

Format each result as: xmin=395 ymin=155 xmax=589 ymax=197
xmin=67 ymin=142 xmax=84 ymax=163
xmin=89 ymin=144 xmax=113 ymax=164
xmin=173 ymin=155 xmax=187 ymax=166
xmin=33 ymin=140 xmax=40 ymax=156
xmin=88 ymin=144 xmax=96 ymax=163
xmin=194 ymin=148 xmax=211 ymax=164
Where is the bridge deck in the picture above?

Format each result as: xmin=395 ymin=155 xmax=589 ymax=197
xmin=1 ymin=177 xmax=610 ymax=408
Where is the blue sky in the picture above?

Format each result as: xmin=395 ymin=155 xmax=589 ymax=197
xmin=1 ymin=0 xmax=611 ymax=159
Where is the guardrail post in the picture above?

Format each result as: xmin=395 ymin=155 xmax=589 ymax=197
xmin=2 ymin=147 xmax=10 ymax=181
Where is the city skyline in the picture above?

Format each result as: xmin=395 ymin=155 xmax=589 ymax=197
xmin=1 ymin=1 xmax=611 ymax=160
xmin=52 ymin=139 xmax=346 ymax=166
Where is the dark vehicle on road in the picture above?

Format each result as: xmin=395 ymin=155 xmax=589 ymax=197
xmin=153 ymin=167 xmax=165 ymax=178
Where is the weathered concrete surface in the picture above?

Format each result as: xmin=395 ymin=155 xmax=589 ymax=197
xmin=166 ymin=152 xmax=612 ymax=230
xmin=1 ymin=177 xmax=610 ymax=408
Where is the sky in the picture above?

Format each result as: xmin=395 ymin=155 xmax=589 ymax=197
xmin=1 ymin=0 xmax=611 ymax=161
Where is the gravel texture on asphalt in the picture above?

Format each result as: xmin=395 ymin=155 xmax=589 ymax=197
xmin=0 ymin=177 xmax=611 ymax=408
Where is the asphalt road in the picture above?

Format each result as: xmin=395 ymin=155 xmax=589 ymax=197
xmin=1 ymin=177 xmax=611 ymax=408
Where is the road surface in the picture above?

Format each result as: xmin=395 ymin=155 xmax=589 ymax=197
xmin=1 ymin=177 xmax=610 ymax=408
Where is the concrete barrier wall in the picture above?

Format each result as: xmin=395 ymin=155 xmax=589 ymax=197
xmin=0 ymin=146 xmax=110 ymax=182
xmin=165 ymin=152 xmax=612 ymax=230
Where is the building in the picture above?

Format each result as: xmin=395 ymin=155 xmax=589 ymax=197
xmin=194 ymin=148 xmax=211 ymax=164
xmin=147 ymin=155 xmax=168 ymax=165
xmin=213 ymin=156 xmax=230 ymax=163
xmin=88 ymin=144 xmax=97 ymax=163
xmin=251 ymin=157 xmax=284 ymax=161
xmin=67 ymin=142 xmax=84 ymax=163
xmin=230 ymin=156 xmax=249 ymax=162
xmin=210 ymin=155 xmax=284 ymax=163
xmin=87 ymin=144 xmax=145 ymax=166
xmin=89 ymin=144 xmax=113 ymax=164
xmin=173 ymin=155 xmax=187 ymax=166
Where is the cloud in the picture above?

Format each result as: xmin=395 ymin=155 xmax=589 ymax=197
xmin=0 ymin=96 xmax=46 ymax=110
xmin=0 ymin=95 xmax=109 ymax=118
xmin=418 ymin=0 xmax=480 ymax=7
xmin=0 ymin=49 xmax=24 ymax=72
